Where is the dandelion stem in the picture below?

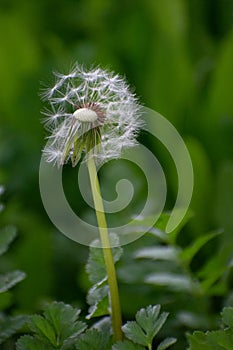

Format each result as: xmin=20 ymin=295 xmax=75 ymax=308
xmin=87 ymin=156 xmax=123 ymax=341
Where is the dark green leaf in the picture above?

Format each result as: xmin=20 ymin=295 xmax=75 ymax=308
xmin=0 ymin=270 xmax=26 ymax=293
xmin=180 ymin=230 xmax=222 ymax=266
xmin=0 ymin=314 xmax=27 ymax=344
xmin=123 ymin=321 xmax=149 ymax=346
xmin=187 ymin=307 xmax=233 ymax=350
xmin=122 ymin=305 xmax=171 ymax=348
xmin=0 ymin=226 xmax=17 ymax=256
xmin=157 ymin=337 xmax=177 ymax=350
xmin=28 ymin=302 xmax=86 ymax=348
xmin=134 ymin=246 xmax=179 ymax=262
xmin=75 ymin=328 xmax=112 ymax=350
xmin=222 ymin=307 xmax=233 ymax=329
xmin=86 ymin=281 xmax=109 ymax=319
xmin=112 ymin=340 xmax=145 ymax=350
xmin=145 ymin=272 xmax=194 ymax=292
xmin=86 ymin=234 xmax=123 ymax=284
xmin=187 ymin=332 xmax=213 ymax=350
xmin=16 ymin=335 xmax=55 ymax=350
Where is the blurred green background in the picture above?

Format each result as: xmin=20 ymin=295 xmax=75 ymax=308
xmin=0 ymin=0 xmax=232 ymax=345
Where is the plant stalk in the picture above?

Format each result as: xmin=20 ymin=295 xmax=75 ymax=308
xmin=87 ymin=156 xmax=123 ymax=341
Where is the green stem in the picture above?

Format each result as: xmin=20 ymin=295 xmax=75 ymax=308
xmin=87 ymin=156 xmax=123 ymax=341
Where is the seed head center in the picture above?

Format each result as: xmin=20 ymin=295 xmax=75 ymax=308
xmin=73 ymin=108 xmax=98 ymax=123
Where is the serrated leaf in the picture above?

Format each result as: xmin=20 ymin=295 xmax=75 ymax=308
xmin=207 ymin=330 xmax=233 ymax=350
xmin=123 ymin=321 xmax=149 ymax=346
xmin=0 ymin=270 xmax=26 ymax=293
xmin=86 ymin=296 xmax=109 ymax=319
xmin=145 ymin=272 xmax=194 ymax=292
xmin=122 ymin=305 xmax=170 ymax=348
xmin=157 ymin=337 xmax=177 ymax=350
xmin=29 ymin=314 xmax=57 ymax=346
xmin=180 ymin=230 xmax=222 ymax=266
xmin=86 ymin=280 xmax=108 ymax=306
xmin=187 ymin=332 xmax=214 ymax=350
xmin=44 ymin=301 xmax=86 ymax=342
xmin=187 ymin=318 xmax=233 ymax=350
xmin=0 ymin=226 xmax=17 ymax=256
xmin=28 ymin=302 xmax=86 ymax=348
xmin=92 ymin=316 xmax=111 ymax=333
xmin=134 ymin=246 xmax=179 ymax=262
xmin=86 ymin=233 xmax=123 ymax=285
xmin=112 ymin=340 xmax=145 ymax=350
xmin=16 ymin=335 xmax=55 ymax=350
xmin=75 ymin=328 xmax=112 ymax=350
xmin=0 ymin=314 xmax=27 ymax=344
xmin=136 ymin=305 xmax=161 ymax=332
xmin=86 ymin=281 xmax=109 ymax=319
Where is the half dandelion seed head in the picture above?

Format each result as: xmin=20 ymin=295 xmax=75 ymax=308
xmin=41 ymin=64 xmax=142 ymax=168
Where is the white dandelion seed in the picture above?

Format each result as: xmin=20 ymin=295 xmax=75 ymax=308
xmin=41 ymin=64 xmax=142 ymax=167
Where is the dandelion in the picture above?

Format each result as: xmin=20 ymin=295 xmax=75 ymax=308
xmin=41 ymin=64 xmax=142 ymax=167
xmin=41 ymin=64 xmax=142 ymax=342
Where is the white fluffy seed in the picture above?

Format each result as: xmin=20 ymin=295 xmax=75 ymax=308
xmin=73 ymin=108 xmax=98 ymax=122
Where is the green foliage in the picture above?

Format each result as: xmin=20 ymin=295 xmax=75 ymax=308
xmin=0 ymin=271 xmax=26 ymax=294
xmin=16 ymin=301 xmax=87 ymax=350
xmin=0 ymin=226 xmax=17 ymax=256
xmin=132 ymin=212 xmax=230 ymax=296
xmin=75 ymin=328 xmax=112 ymax=350
xmin=113 ymin=340 xmax=145 ymax=350
xmin=0 ymin=206 xmax=27 ymax=345
xmin=0 ymin=315 xmax=27 ymax=345
xmin=0 ymin=224 xmax=26 ymax=294
xmin=122 ymin=305 xmax=176 ymax=349
xmin=86 ymin=234 xmax=123 ymax=319
xmin=16 ymin=335 xmax=55 ymax=350
xmin=187 ymin=307 xmax=233 ymax=350
xmin=86 ymin=234 xmax=123 ymax=284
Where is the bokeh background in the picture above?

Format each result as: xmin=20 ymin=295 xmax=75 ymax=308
xmin=0 ymin=0 xmax=232 ymax=348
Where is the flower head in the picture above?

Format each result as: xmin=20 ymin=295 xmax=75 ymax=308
xmin=41 ymin=64 xmax=142 ymax=167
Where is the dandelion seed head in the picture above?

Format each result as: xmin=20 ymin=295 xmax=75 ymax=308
xmin=41 ymin=64 xmax=142 ymax=167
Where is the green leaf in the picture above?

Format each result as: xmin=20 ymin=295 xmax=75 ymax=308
xmin=28 ymin=302 xmax=86 ymax=348
xmin=0 ymin=314 xmax=27 ymax=344
xmin=122 ymin=321 xmax=149 ymax=346
xmin=0 ymin=226 xmax=17 ymax=256
xmin=16 ymin=335 xmax=55 ymax=350
xmin=187 ymin=307 xmax=233 ymax=350
xmin=145 ymin=272 xmax=194 ymax=292
xmin=187 ymin=332 xmax=214 ymax=350
xmin=43 ymin=301 xmax=86 ymax=342
xmin=207 ymin=330 xmax=233 ymax=350
xmin=122 ymin=305 xmax=172 ymax=348
xmin=86 ymin=295 xmax=109 ymax=319
xmin=86 ymin=281 xmax=109 ymax=319
xmin=112 ymin=340 xmax=145 ymax=350
xmin=134 ymin=246 xmax=179 ymax=262
xmin=222 ymin=308 xmax=233 ymax=329
xmin=28 ymin=314 xmax=57 ymax=346
xmin=75 ymin=328 xmax=112 ymax=350
xmin=86 ymin=234 xmax=123 ymax=285
xmin=180 ymin=230 xmax=222 ymax=266
xmin=157 ymin=337 xmax=177 ymax=350
xmin=198 ymin=254 xmax=229 ymax=293
xmin=0 ymin=270 xmax=26 ymax=293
